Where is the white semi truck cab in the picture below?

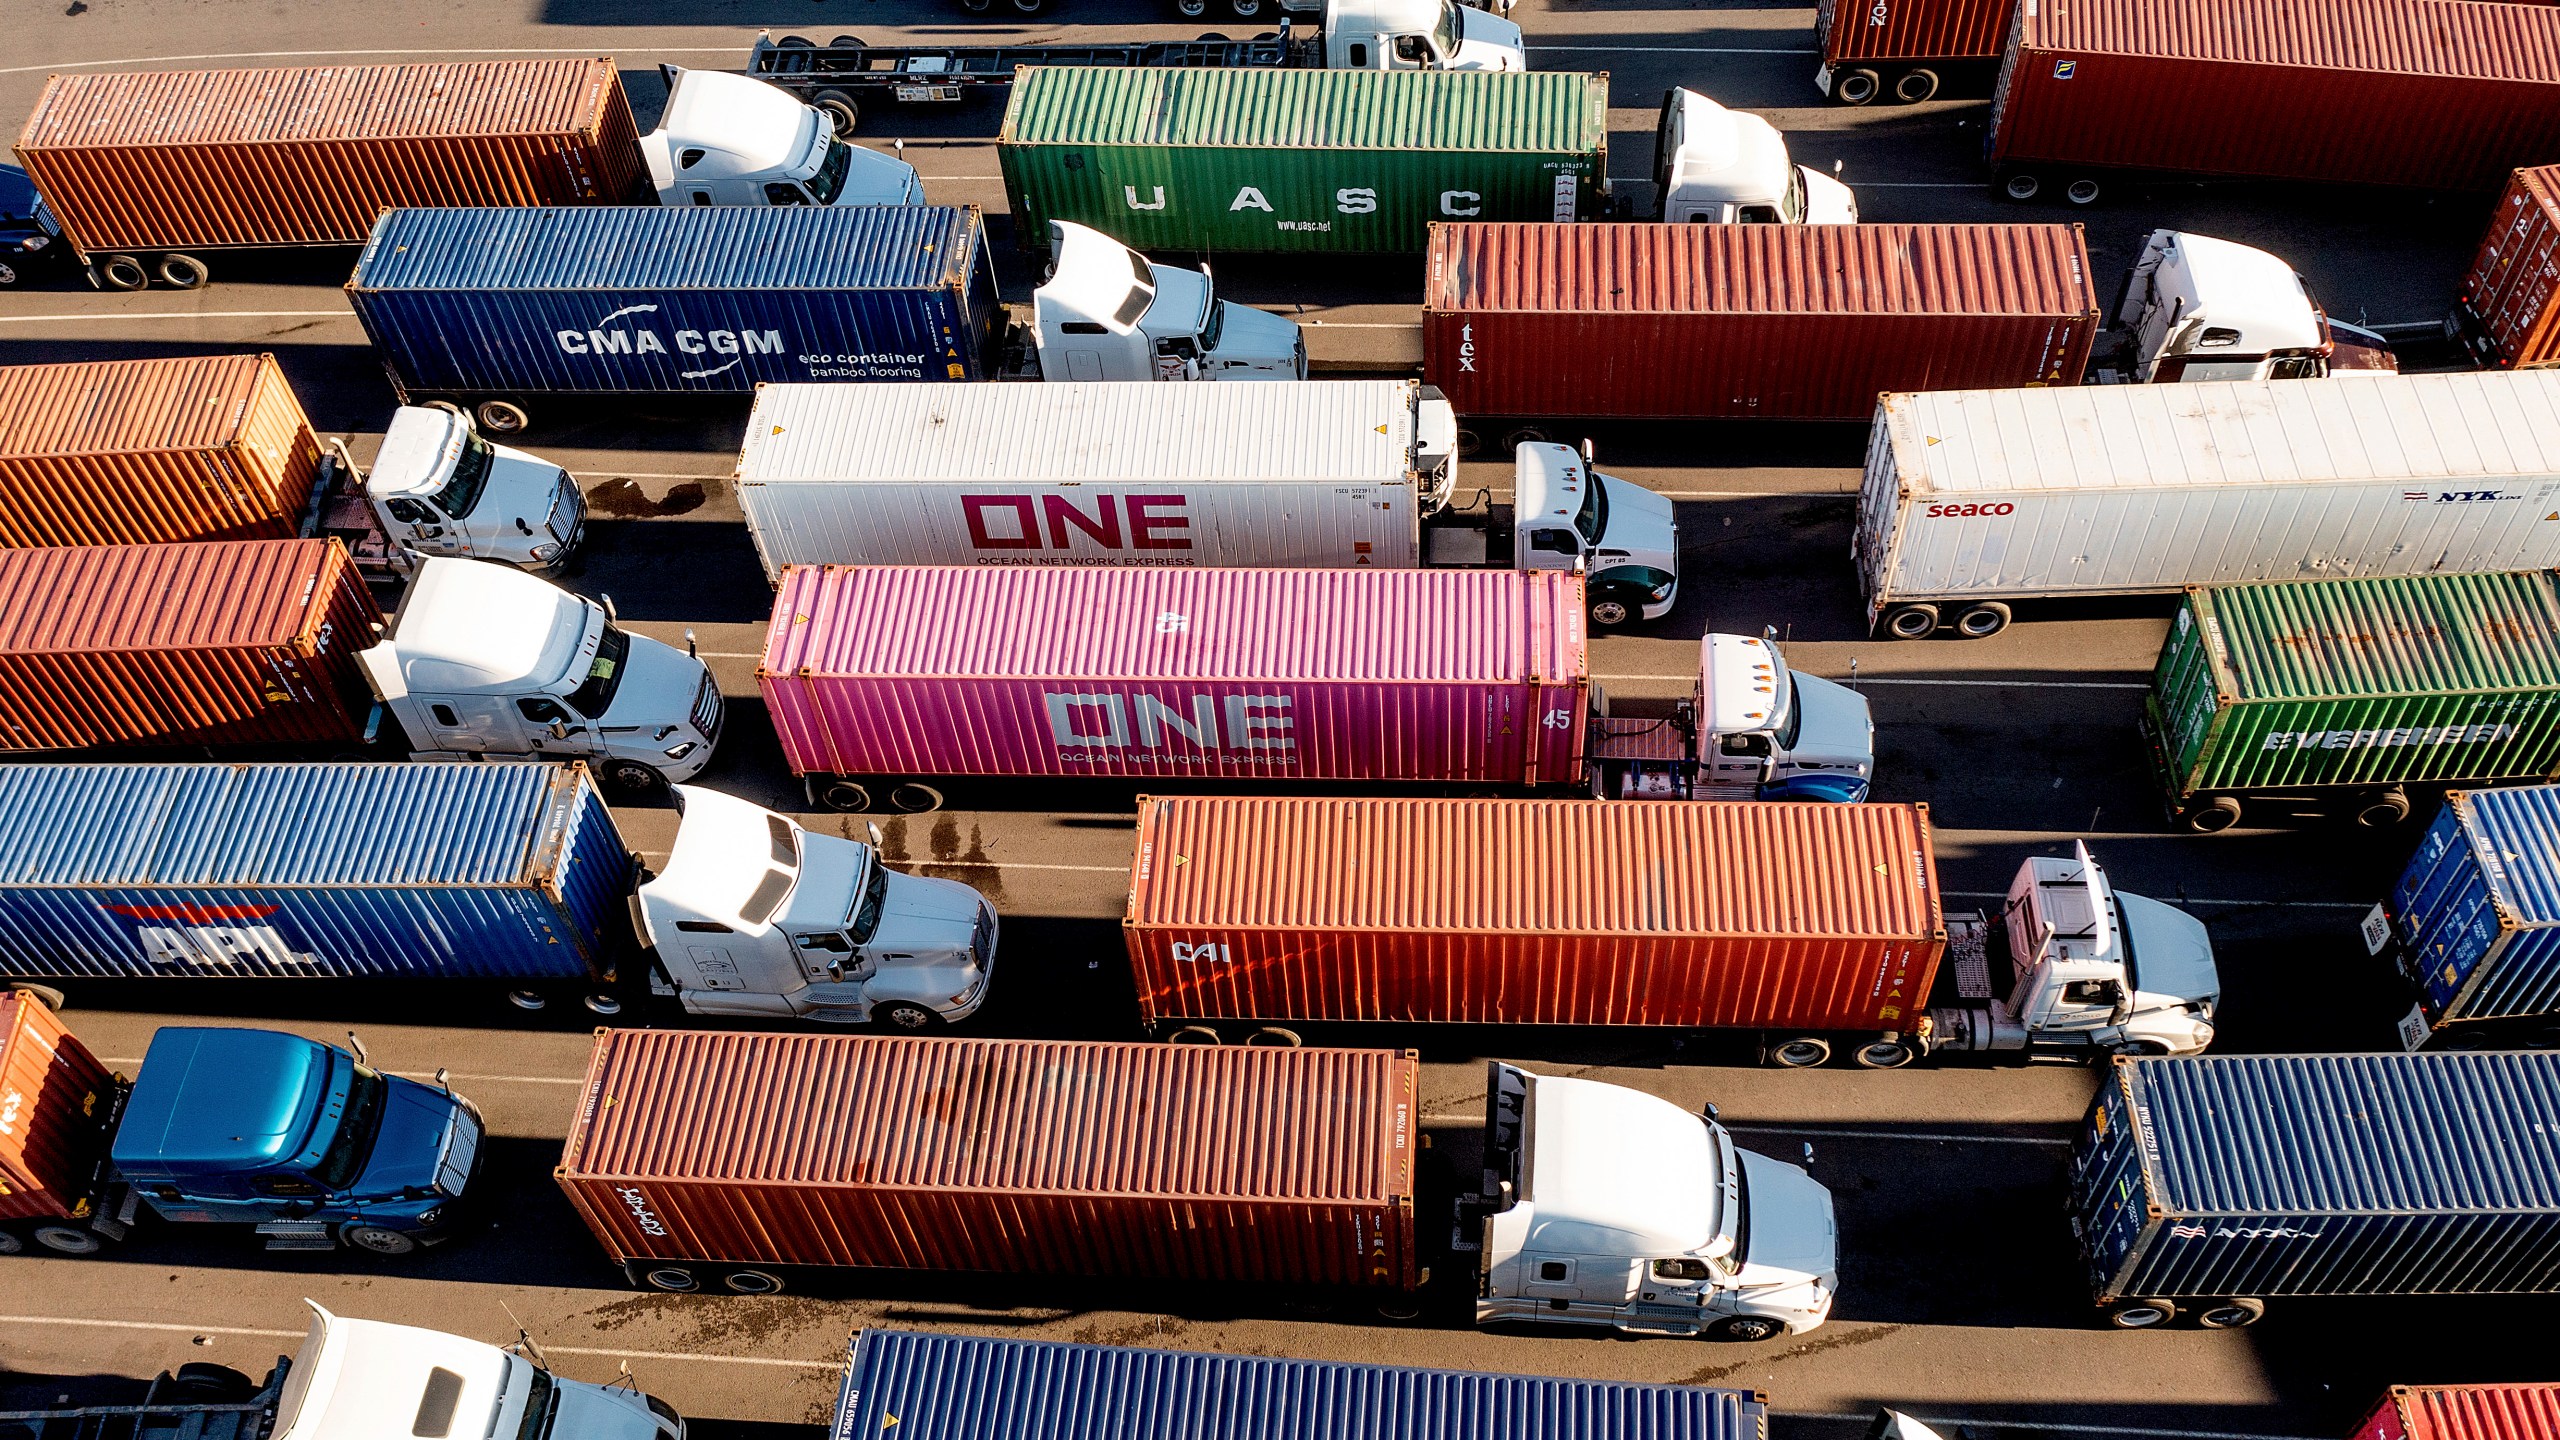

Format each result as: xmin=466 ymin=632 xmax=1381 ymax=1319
xmin=642 ymin=67 xmax=923 ymax=208
xmin=1317 ymin=0 xmax=1526 ymax=69
xmin=363 ymin=406 xmax=586 ymax=569
xmin=1589 ymin=633 xmax=1875 ymax=802
xmin=1423 ymin=441 xmax=1680 ymax=627
xmin=634 ymin=785 xmax=998 ymax=1028
xmin=1471 ymin=1062 xmax=1838 ymax=1341
xmin=1034 ymin=222 xmax=1306 ymax=381
xmin=356 ymin=559 xmax=724 ymax=792
xmin=2108 ymin=229 xmax=2400 ymax=383
xmin=1654 ymin=88 xmax=1857 ymax=224
xmin=275 ymin=1302 xmax=679 ymax=1440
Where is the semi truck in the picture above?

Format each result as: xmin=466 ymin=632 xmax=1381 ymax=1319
xmin=2369 ymin=784 xmax=2560 ymax=1051
xmin=757 ymin=567 xmax=1873 ymax=813
xmin=1855 ymin=371 xmax=2560 ymax=640
xmin=1653 ymin=88 xmax=1856 ymax=223
xmin=555 ymin=1030 xmax=1842 ymax=1340
xmin=2143 ymin=572 xmax=2560 ymax=833
xmin=0 ymin=1302 xmax=682 ymax=1440
xmin=729 ymin=382 xmax=1672 ymax=624
xmin=0 ymin=993 xmax=482 ymax=1257
xmin=1126 ymin=798 xmax=2218 ymax=1065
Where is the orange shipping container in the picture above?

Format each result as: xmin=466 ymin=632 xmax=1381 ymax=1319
xmin=2355 ymin=1386 xmax=2560 ymax=1440
xmin=0 ymin=354 xmax=322 ymax=548
xmin=1125 ymin=796 xmax=1945 ymax=1033
xmin=2457 ymin=166 xmax=2560 ymax=369
xmin=16 ymin=59 xmax=648 ymax=260
xmin=0 ymin=540 xmax=382 ymax=752
xmin=0 ymin=992 xmax=115 ymax=1225
xmin=556 ymin=1030 xmax=1421 ymax=1292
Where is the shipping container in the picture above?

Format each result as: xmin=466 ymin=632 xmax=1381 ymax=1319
xmin=2144 ymin=572 xmax=2560 ymax=833
xmin=2355 ymin=1386 xmax=2560 ymax=1440
xmin=0 ymin=992 xmax=114 ymax=1225
xmin=1815 ymin=0 xmax=2014 ymax=103
xmin=555 ymin=1030 xmax=1421 ymax=1291
xmin=2386 ymin=785 xmax=2560 ymax=1045
xmin=759 ymin=565 xmax=1586 ymax=798
xmin=1125 ymin=795 xmax=1943 ymax=1033
xmin=998 ymin=68 xmax=1609 ymax=254
xmin=1855 ymin=372 xmax=2560 ymax=638
xmin=0 ymin=763 xmax=627 ymax=983
xmin=833 ymin=1330 xmax=1770 ymax=1440
xmin=1424 ymin=222 xmax=2098 ymax=422
xmin=0 ymin=354 xmax=322 ymax=549
xmin=0 ymin=540 xmax=379 ymax=752
xmin=2070 ymin=1052 xmax=2560 ymax=1323
xmin=347 ymin=206 xmax=1004 ymax=413
xmin=2456 ymin=166 xmax=2560 ymax=369
xmin=1986 ymin=0 xmax=2560 ymax=197
xmin=16 ymin=60 xmax=646 ymax=265
xmin=734 ymin=381 xmax=1432 ymax=578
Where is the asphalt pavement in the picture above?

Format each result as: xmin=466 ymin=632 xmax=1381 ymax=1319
xmin=0 ymin=0 xmax=2540 ymax=1435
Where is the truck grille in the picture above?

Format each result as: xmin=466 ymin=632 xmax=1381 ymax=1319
xmin=690 ymin=673 xmax=723 ymax=741
xmin=971 ymin=902 xmax=997 ymax=967
xmin=436 ymin=1106 xmax=482 ymax=1198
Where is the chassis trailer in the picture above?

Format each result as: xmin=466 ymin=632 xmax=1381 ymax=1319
xmin=746 ymin=29 xmax=1298 ymax=132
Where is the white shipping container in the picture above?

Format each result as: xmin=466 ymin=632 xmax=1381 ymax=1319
xmin=1856 ymin=372 xmax=2560 ymax=632
xmin=735 ymin=381 xmax=1432 ymax=581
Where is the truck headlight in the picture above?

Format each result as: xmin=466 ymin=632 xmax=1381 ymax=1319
xmin=418 ymin=1206 xmax=444 ymax=1227
xmin=1648 ymin=579 xmax=1676 ymax=602
xmin=663 ymin=742 xmax=697 ymax=760
xmin=20 ymin=235 xmax=46 ymax=252
xmin=529 ymin=542 xmax=560 ymax=562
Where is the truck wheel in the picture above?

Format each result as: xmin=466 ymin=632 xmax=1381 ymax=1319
xmin=1588 ymin=596 xmax=1634 ymax=629
xmin=507 ymin=989 xmax=549 ymax=1011
xmin=2104 ymin=1299 xmax=2176 ymax=1328
xmin=2195 ymin=1298 xmax=2264 ymax=1329
xmin=830 ymin=35 xmax=869 ymax=47
xmin=1009 ymin=0 xmax=1047 ymax=12
xmin=1168 ymin=1025 xmax=1225 ymax=1045
xmin=1893 ymin=68 xmax=1939 ymax=103
xmin=475 ymin=400 xmax=530 ymax=434
xmin=2111 ymin=1039 xmax=2171 ymax=1059
xmin=171 ymin=1364 xmax=256 ymax=1402
xmin=1853 ymin=1039 xmax=1916 ymax=1069
xmin=1501 ymin=425 xmax=1551 ymax=453
xmin=643 ymin=1265 xmax=702 ymax=1292
xmin=1769 ymin=1036 xmax=1832 ymax=1068
xmin=1453 ymin=427 xmax=1484 ymax=457
xmin=602 ymin=759 xmax=666 ymax=797
xmin=1832 ymin=68 xmax=1881 ymax=105
xmin=1883 ymin=604 xmax=1939 ymax=640
xmin=2352 ymin=790 xmax=2412 ymax=828
xmin=872 ymin=1001 xmax=938 ymax=1032
xmin=1373 ymin=1295 xmax=1424 ymax=1321
xmin=582 ymin=991 xmax=624 ymax=1016
xmin=724 ymin=1269 xmax=786 ymax=1294
xmin=1709 ymin=1315 xmax=1784 ymax=1342
xmin=342 ymin=1225 xmax=419 ymax=1255
xmin=2182 ymin=796 xmax=2244 ymax=834
xmin=0 ymin=1230 xmax=22 ymax=1255
xmin=8 ymin=982 xmax=66 ymax=1012
xmin=822 ymin=780 xmax=874 ymax=812
xmin=811 ymin=91 xmax=859 ymax=136
xmin=1175 ymin=0 xmax=1209 ymax=16
xmin=1952 ymin=601 xmax=2010 ymax=639
xmin=959 ymin=0 xmax=995 ymax=12
xmin=1999 ymin=172 xmax=2041 ymax=203
xmin=1245 ymin=1026 xmax=1303 ymax=1047
xmin=887 ymin=782 xmax=944 ymax=813
xmin=156 ymin=253 xmax=210 ymax=289
xmin=33 ymin=1225 xmax=101 ymax=1255
xmin=2065 ymin=178 xmax=2104 ymax=206
xmin=1227 ymin=0 xmax=1266 ymax=16
xmin=96 ymin=254 xmax=149 ymax=291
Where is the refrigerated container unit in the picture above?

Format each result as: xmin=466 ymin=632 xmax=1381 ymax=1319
xmin=1985 ymin=0 xmax=2560 ymax=204
xmin=2454 ymin=165 xmax=2560 ymax=369
xmin=2144 ymin=571 xmax=2560 ymax=834
xmin=346 ymin=205 xmax=1003 ymax=429
xmin=2353 ymin=1386 xmax=2560 ymax=1440
xmin=0 ymin=762 xmax=630 ymax=997
xmin=998 ymin=67 xmax=1609 ymax=254
xmin=2376 ymin=785 xmax=2560 ymax=1049
xmin=1424 ymin=221 xmax=2099 ymax=425
xmin=1814 ymin=0 xmax=2014 ymax=104
xmin=14 ymin=59 xmax=647 ymax=289
xmin=2071 ymin=1051 xmax=2560 ymax=1328
xmin=1856 ymin=372 xmax=2560 ymax=640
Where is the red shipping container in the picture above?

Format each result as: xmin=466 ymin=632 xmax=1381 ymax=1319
xmin=759 ymin=565 xmax=1587 ymax=792
xmin=1987 ymin=0 xmax=2560 ymax=193
xmin=1817 ymin=0 xmax=2014 ymax=91
xmin=0 ymin=993 xmax=115 ymax=1225
xmin=0 ymin=540 xmax=382 ymax=753
xmin=555 ymin=1029 xmax=1422 ymax=1289
xmin=2354 ymin=1388 xmax=2560 ymax=1440
xmin=2458 ymin=166 xmax=2560 ymax=367
xmin=1425 ymin=222 xmax=2097 ymax=421
xmin=1125 ymin=796 xmax=1946 ymax=1032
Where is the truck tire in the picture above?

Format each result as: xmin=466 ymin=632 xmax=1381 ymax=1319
xmin=8 ymin=982 xmax=66 ymax=1012
xmin=1168 ymin=1025 xmax=1224 ymax=1045
xmin=2183 ymin=796 xmax=2244 ymax=834
xmin=96 ymin=254 xmax=149 ymax=291
xmin=1245 ymin=1026 xmax=1303 ymax=1047
xmin=2065 ymin=178 xmax=2104 ymax=206
xmin=1709 ymin=1315 xmax=1784 ymax=1342
xmin=602 ymin=759 xmax=666 ymax=797
xmin=887 ymin=782 xmax=944 ymax=813
xmin=2195 ymin=1298 xmax=2264 ymax=1329
xmin=1853 ymin=1039 xmax=1916 ymax=1069
xmin=822 ymin=780 xmax=874 ymax=813
xmin=1893 ymin=68 xmax=1939 ymax=103
xmin=1769 ymin=1037 xmax=1832 ymax=1068
xmin=582 ymin=991 xmax=624 ymax=1016
xmin=1998 ymin=172 xmax=2042 ymax=203
xmin=811 ymin=90 xmax=859 ymax=137
xmin=33 ymin=1225 xmax=101 ymax=1254
xmin=872 ymin=1001 xmax=938 ymax=1032
xmin=0 ymin=1230 xmax=22 ymax=1255
xmin=474 ymin=400 xmax=530 ymax=434
xmin=156 ymin=253 xmax=209 ymax=290
xmin=1832 ymin=68 xmax=1881 ymax=105
xmin=1009 ymin=0 xmax=1047 ymax=13
xmin=723 ymin=1268 xmax=785 ymax=1294
xmin=342 ymin=1224 xmax=419 ymax=1256
xmin=642 ymin=1265 xmax=702 ymax=1291
xmin=959 ymin=0 xmax=996 ymax=13
xmin=1227 ymin=0 xmax=1266 ymax=16
xmin=2104 ymin=1299 xmax=2176 ymax=1328
xmin=1952 ymin=601 xmax=2010 ymax=639
xmin=508 ymin=989 xmax=549 ymax=1011
xmin=1588 ymin=595 xmax=1635 ymax=630
xmin=2352 ymin=789 xmax=2412 ymax=828
xmin=1174 ymin=0 xmax=1209 ymax=16
xmin=171 ymin=1364 xmax=256 ymax=1402
xmin=1501 ymin=425 xmax=1550 ymax=453
xmin=1883 ymin=604 xmax=1938 ymax=640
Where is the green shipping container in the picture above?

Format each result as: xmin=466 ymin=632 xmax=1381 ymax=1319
xmin=997 ymin=67 xmax=1609 ymax=254
xmin=2146 ymin=572 xmax=2560 ymax=828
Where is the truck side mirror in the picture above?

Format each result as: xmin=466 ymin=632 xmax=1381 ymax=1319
xmin=549 ymin=720 xmax=571 ymax=740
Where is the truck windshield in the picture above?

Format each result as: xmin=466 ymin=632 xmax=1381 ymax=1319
xmin=513 ymin=1368 xmax=558 ymax=1440
xmin=564 ymin=624 xmax=631 ymax=720
xmin=1782 ymin=165 xmax=1806 ymax=225
xmin=848 ymin=855 xmax=891 ymax=945
xmin=805 ymin=128 xmax=855 ymax=205
xmin=311 ymin=1061 xmax=387 ymax=1192
xmin=441 ymin=431 xmax=496 ymax=519
xmin=1116 ymin=247 xmax=1156 ymax=327
xmin=1431 ymin=0 xmax=1461 ymax=57
xmin=1199 ymin=288 xmax=1225 ymax=350
xmin=1573 ymin=473 xmax=1607 ymax=544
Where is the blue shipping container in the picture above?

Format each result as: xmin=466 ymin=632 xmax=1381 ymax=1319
xmin=2390 ymin=786 xmax=2560 ymax=1039
xmin=2070 ymin=1053 xmax=2560 ymax=1304
xmin=346 ymin=206 xmax=1002 ymax=396
xmin=833 ymin=1331 xmax=1767 ymax=1440
xmin=0 ymin=762 xmax=630 ymax=981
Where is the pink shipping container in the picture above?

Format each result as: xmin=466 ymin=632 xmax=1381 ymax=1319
xmin=0 ymin=992 xmax=114 ymax=1225
xmin=2457 ymin=166 xmax=2560 ymax=368
xmin=555 ymin=1028 xmax=1422 ymax=1292
xmin=2354 ymin=1388 xmax=2560 ymax=1440
xmin=1814 ymin=0 xmax=2013 ymax=104
xmin=759 ymin=565 xmax=1587 ymax=805
xmin=1125 ymin=795 xmax=1947 ymax=1034
xmin=1424 ymin=222 xmax=2098 ymax=422
xmin=1986 ymin=0 xmax=2560 ymax=195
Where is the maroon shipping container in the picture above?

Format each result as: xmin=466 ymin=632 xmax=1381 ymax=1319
xmin=555 ymin=1029 xmax=1422 ymax=1291
xmin=2458 ymin=166 xmax=2560 ymax=367
xmin=0 ymin=993 xmax=114 ymax=1226
xmin=1125 ymin=796 xmax=1947 ymax=1033
xmin=0 ymin=540 xmax=381 ymax=753
xmin=2354 ymin=1387 xmax=2560 ymax=1440
xmin=1986 ymin=0 xmax=2560 ymax=194
xmin=1815 ymin=0 xmax=2013 ymax=103
xmin=1425 ymin=222 xmax=2098 ymax=422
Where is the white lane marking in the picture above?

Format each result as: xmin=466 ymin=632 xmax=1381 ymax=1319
xmin=1730 ymin=1125 xmax=2071 ymax=1148
xmin=1850 ymin=182 xmax=1996 ymax=189
xmin=1529 ymin=44 xmax=1818 ymax=53
xmin=886 ymin=859 xmax=1127 ymax=873
xmin=0 ymin=46 xmax=738 ymax=74
xmin=1592 ymin=673 xmax=2145 ymax=690
xmin=692 ymin=651 xmax=765 ymax=660
xmin=1944 ymin=889 xmax=2367 ymax=910
xmin=0 ymin=310 xmax=349 ymax=323
xmin=1777 ymin=1415 xmax=2321 ymax=1440
xmin=1653 ymin=490 xmax=1859 ymax=498
xmin=0 ymin=1315 xmax=837 ymax=1367
xmin=571 ymin=471 xmax=728 ymax=482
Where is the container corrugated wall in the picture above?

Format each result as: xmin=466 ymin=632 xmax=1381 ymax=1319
xmin=759 ymin=566 xmax=1587 ymax=785
xmin=735 ymin=381 xmax=1425 ymax=578
xmin=0 ymin=994 xmax=113 ymax=1225
xmin=2070 ymin=1053 xmax=2560 ymax=1301
xmin=0 ymin=763 xmax=627 ymax=981
xmin=2390 ymin=786 xmax=2560 ymax=1032
xmin=0 ymin=354 xmax=321 ymax=548
xmin=835 ymin=1331 xmax=1770 ymax=1440
xmin=2459 ymin=167 xmax=2560 ymax=368
xmin=16 ymin=59 xmax=647 ymax=254
xmin=1820 ymin=0 xmax=2013 ymax=66
xmin=347 ymin=206 xmax=1003 ymax=395
xmin=1857 ymin=374 xmax=2560 ymax=618
xmin=556 ymin=1031 xmax=1422 ymax=1286
xmin=2357 ymin=1386 xmax=2560 ymax=1440
xmin=998 ymin=68 xmax=1608 ymax=253
xmin=1126 ymin=796 xmax=1944 ymax=1031
xmin=1988 ymin=0 xmax=2560 ymax=190
xmin=2147 ymin=573 xmax=2560 ymax=803
xmin=1424 ymin=222 xmax=2098 ymax=420
xmin=0 ymin=540 xmax=379 ymax=752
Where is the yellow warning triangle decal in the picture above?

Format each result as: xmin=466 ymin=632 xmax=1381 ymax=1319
xmin=1173 ymin=854 xmax=1189 ymax=865
xmin=772 ymin=425 xmax=786 ymax=436
xmin=1925 ymin=435 xmax=1943 ymax=446
xmin=1375 ymin=424 xmax=1389 ymax=434
xmin=884 ymin=1418 xmax=899 ymax=1430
